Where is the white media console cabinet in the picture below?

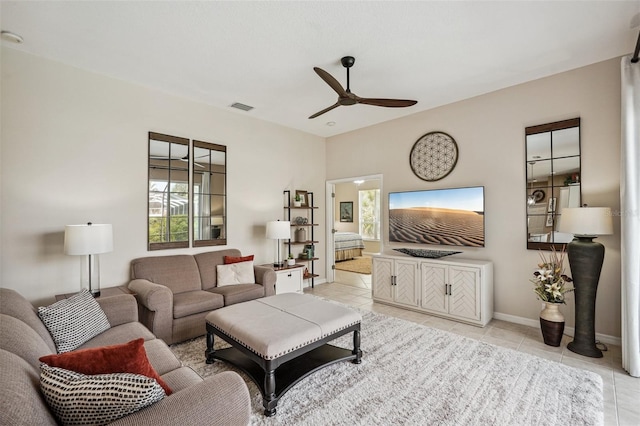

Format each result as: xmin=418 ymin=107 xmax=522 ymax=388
xmin=372 ymin=252 xmax=494 ymax=327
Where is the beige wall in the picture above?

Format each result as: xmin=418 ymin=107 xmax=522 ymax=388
xmin=326 ymin=58 xmax=622 ymax=340
xmin=0 ymin=48 xmax=326 ymax=305
xmin=0 ymin=46 xmax=623 ymax=340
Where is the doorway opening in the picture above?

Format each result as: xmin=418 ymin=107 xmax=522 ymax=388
xmin=325 ymin=175 xmax=382 ymax=287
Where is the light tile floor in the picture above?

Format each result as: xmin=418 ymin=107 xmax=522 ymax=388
xmin=304 ymin=270 xmax=640 ymax=426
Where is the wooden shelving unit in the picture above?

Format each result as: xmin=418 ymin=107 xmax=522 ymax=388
xmin=284 ymin=190 xmax=318 ymax=288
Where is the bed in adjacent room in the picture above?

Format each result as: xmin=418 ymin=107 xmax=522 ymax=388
xmin=335 ymin=232 xmax=365 ymax=261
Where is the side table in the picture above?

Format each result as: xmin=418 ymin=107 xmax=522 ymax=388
xmin=261 ymin=264 xmax=304 ymax=294
xmin=55 ymin=285 xmax=133 ymax=301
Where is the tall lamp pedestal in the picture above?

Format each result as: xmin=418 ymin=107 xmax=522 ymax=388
xmin=566 ymin=236 xmax=604 ymax=358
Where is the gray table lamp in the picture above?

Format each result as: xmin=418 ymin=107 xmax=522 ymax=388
xmin=558 ymin=207 xmax=613 ymax=357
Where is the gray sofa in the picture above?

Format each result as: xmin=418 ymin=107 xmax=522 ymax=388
xmin=129 ymin=248 xmax=277 ymax=345
xmin=0 ymin=288 xmax=251 ymax=426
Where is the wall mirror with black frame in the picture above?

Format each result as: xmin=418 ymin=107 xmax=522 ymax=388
xmin=525 ymin=118 xmax=581 ymax=250
xmin=192 ymin=140 xmax=226 ymax=247
xmin=148 ymin=133 xmax=227 ymax=250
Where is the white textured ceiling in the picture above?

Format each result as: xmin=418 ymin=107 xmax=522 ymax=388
xmin=2 ymin=1 xmax=639 ymax=137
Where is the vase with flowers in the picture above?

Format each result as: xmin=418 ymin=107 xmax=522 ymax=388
xmin=531 ymin=246 xmax=573 ymax=347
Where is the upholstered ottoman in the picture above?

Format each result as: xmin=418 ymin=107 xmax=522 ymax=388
xmin=205 ymin=293 xmax=362 ymax=416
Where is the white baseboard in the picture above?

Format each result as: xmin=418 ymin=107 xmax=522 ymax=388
xmin=493 ymin=311 xmax=621 ymax=347
xmin=303 ymin=278 xmax=327 ymax=289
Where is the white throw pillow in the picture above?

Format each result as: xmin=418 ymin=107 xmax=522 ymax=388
xmin=38 ymin=289 xmax=111 ymax=353
xmin=216 ymin=261 xmax=256 ymax=286
xmin=40 ymin=364 xmax=165 ymax=425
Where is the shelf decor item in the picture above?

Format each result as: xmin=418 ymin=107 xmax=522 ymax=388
xmin=293 ymin=193 xmax=302 ymax=207
xmin=558 ymin=206 xmax=613 ymax=357
xmin=531 ymin=247 xmax=573 ymax=346
xmin=295 ymin=190 xmax=308 ymax=207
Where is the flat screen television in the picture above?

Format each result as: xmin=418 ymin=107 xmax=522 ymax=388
xmin=388 ymin=186 xmax=485 ymax=247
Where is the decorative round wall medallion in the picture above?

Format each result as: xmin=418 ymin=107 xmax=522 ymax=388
xmin=409 ymin=132 xmax=459 ymax=181
xmin=532 ymin=189 xmax=545 ymax=203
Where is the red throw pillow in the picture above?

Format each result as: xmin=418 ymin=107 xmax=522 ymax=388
xmin=224 ymin=254 xmax=254 ymax=264
xmin=39 ymin=338 xmax=172 ymax=395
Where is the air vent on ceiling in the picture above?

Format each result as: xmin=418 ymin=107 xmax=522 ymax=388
xmin=230 ymin=102 xmax=254 ymax=112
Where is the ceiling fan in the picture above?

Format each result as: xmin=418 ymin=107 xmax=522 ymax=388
xmin=149 ymin=154 xmax=206 ymax=168
xmin=309 ymin=56 xmax=417 ymax=119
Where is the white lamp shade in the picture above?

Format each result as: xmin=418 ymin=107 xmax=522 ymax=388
xmin=211 ymin=216 xmax=224 ymax=226
xmin=558 ymin=207 xmax=613 ymax=236
xmin=64 ymin=224 xmax=113 ymax=255
xmin=266 ymin=220 xmax=291 ymax=240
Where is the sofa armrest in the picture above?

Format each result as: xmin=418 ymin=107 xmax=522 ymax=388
xmin=96 ymin=294 xmax=138 ymax=327
xmin=109 ymin=371 xmax=251 ymax=426
xmin=254 ymin=265 xmax=277 ymax=297
xmin=128 ymin=279 xmax=174 ymax=343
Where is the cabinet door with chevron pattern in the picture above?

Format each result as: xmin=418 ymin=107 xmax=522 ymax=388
xmin=448 ymin=265 xmax=481 ymax=321
xmin=420 ymin=262 xmax=449 ymax=314
xmin=394 ymin=259 xmax=419 ymax=307
xmin=372 ymin=257 xmax=394 ymax=302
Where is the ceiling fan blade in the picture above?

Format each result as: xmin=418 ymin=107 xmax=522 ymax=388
xmin=356 ymin=97 xmax=417 ymax=107
xmin=309 ymin=102 xmax=340 ymax=119
xmin=314 ymin=67 xmax=347 ymax=97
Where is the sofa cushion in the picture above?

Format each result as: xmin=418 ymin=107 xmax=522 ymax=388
xmin=131 ymin=254 xmax=202 ymax=294
xmin=224 ymin=254 xmax=254 ymax=264
xmin=159 ymin=366 xmax=203 ymax=393
xmin=142 ymin=338 xmax=182 ymax=375
xmin=209 ymin=283 xmax=266 ymax=306
xmin=216 ymin=261 xmax=255 ymax=286
xmin=0 ymin=288 xmax=57 ymax=352
xmin=194 ymin=248 xmax=242 ymax=290
xmin=0 ymin=349 xmax=58 ymax=426
xmin=0 ymin=314 xmax=53 ymax=370
xmin=75 ymin=322 xmax=156 ymax=349
xmin=37 ymin=289 xmax=111 ymax=353
xmin=39 ymin=338 xmax=172 ymax=395
xmin=173 ymin=290 xmax=224 ymax=319
xmin=40 ymin=364 xmax=165 ymax=425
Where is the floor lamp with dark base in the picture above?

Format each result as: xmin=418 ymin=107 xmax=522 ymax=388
xmin=566 ymin=237 xmax=605 ymax=358
xmin=559 ymin=207 xmax=613 ymax=359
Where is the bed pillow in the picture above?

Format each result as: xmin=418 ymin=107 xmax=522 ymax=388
xmin=38 ymin=289 xmax=111 ymax=353
xmin=40 ymin=364 xmax=165 ymax=426
xmin=224 ymin=254 xmax=254 ymax=264
xmin=217 ymin=261 xmax=255 ymax=286
xmin=39 ymin=338 xmax=172 ymax=395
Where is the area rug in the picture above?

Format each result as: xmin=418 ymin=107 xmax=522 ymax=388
xmin=170 ymin=309 xmax=603 ymax=425
xmin=335 ymin=256 xmax=371 ymax=274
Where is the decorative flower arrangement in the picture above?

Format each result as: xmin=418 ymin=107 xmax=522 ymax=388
xmin=531 ymin=247 xmax=573 ymax=304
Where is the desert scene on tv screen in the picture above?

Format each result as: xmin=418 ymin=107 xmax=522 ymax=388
xmin=389 ymin=188 xmax=485 ymax=247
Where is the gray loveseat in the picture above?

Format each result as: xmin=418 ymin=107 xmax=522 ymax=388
xmin=129 ymin=249 xmax=276 ymax=345
xmin=0 ymin=288 xmax=251 ymax=426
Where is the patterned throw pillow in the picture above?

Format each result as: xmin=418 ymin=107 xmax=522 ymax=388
xmin=38 ymin=289 xmax=111 ymax=353
xmin=216 ymin=261 xmax=256 ymax=286
xmin=40 ymin=364 xmax=165 ymax=425
xmin=39 ymin=338 xmax=172 ymax=395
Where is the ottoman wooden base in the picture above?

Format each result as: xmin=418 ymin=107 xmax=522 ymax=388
xmin=204 ymin=294 xmax=362 ymax=416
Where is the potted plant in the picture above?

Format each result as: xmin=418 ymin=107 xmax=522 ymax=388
xmin=287 ymin=253 xmax=296 ymax=266
xmin=531 ymin=246 xmax=573 ymax=347
xmin=293 ymin=193 xmax=302 ymax=207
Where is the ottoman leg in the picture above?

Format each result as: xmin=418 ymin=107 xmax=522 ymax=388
xmin=352 ymin=329 xmax=362 ymax=364
xmin=263 ymin=369 xmax=277 ymax=417
xmin=205 ymin=330 xmax=216 ymax=364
